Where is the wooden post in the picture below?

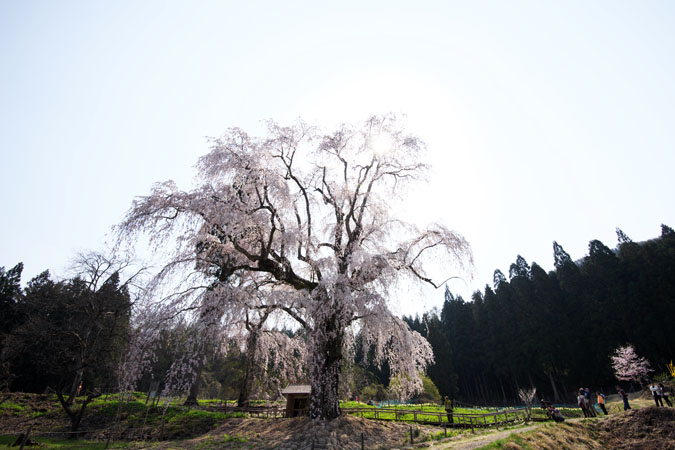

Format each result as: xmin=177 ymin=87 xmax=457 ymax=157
xmin=410 ymin=425 xmax=413 ymax=444
xmin=104 ymin=432 xmax=111 ymax=449
xmin=361 ymin=432 xmax=364 ymax=450
xmin=160 ymin=415 xmax=165 ymax=441
xmin=444 ymin=423 xmax=447 ymax=437
xmin=19 ymin=425 xmax=32 ymax=450
xmin=143 ymin=404 xmax=150 ymax=429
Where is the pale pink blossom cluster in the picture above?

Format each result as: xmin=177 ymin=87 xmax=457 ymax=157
xmin=611 ymin=344 xmax=652 ymax=385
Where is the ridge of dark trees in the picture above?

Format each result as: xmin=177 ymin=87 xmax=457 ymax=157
xmin=0 ymin=267 xmax=131 ymax=435
xmin=405 ymin=225 xmax=675 ymax=405
xmin=3 ymin=224 xmax=673 ymax=409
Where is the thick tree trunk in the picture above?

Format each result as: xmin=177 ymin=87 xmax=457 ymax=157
xmin=183 ymin=357 xmax=204 ymax=406
xmin=309 ymin=311 xmax=344 ymax=420
xmin=481 ymin=374 xmax=490 ymax=405
xmin=67 ymin=367 xmax=84 ymax=406
xmin=56 ymin=390 xmax=100 ymax=439
xmin=548 ymin=370 xmax=560 ymax=403
xmin=237 ymin=331 xmax=258 ymax=407
xmin=498 ymin=376 xmax=507 ymax=406
xmin=473 ymin=375 xmax=483 ymax=405
xmin=560 ymin=379 xmax=572 ymax=403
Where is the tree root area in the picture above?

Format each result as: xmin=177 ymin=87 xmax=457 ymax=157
xmin=147 ymin=415 xmax=438 ymax=449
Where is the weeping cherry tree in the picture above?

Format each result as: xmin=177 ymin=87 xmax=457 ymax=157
xmin=119 ymin=115 xmax=472 ymax=420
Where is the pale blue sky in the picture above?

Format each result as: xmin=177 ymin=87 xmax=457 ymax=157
xmin=2 ymin=1 xmax=674 ymax=313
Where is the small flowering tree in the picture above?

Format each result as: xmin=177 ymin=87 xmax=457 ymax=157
xmin=119 ymin=115 xmax=472 ymax=420
xmin=611 ymin=344 xmax=652 ymax=386
xmin=518 ymin=387 xmax=537 ymax=406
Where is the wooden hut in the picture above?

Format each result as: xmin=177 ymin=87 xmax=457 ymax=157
xmin=281 ymin=384 xmax=311 ymax=417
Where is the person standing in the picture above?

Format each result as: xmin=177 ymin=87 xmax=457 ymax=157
xmin=443 ymin=396 xmax=454 ymax=425
xmin=578 ymin=389 xmax=591 ymax=417
xmin=596 ymin=392 xmax=608 ymax=415
xmin=616 ymin=386 xmax=631 ymax=410
xmin=658 ymin=384 xmax=672 ymax=407
xmin=650 ymin=383 xmax=664 ymax=407
xmin=583 ymin=388 xmax=596 ymax=417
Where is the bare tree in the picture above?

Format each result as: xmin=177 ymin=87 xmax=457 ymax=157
xmin=69 ymin=248 xmax=148 ymax=294
xmin=518 ymin=387 xmax=537 ymax=406
xmin=119 ymin=115 xmax=472 ymax=420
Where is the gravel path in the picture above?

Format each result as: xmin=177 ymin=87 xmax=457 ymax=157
xmin=424 ymin=424 xmax=540 ymax=449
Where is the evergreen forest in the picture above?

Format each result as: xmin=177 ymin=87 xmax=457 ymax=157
xmin=405 ymin=225 xmax=675 ymax=405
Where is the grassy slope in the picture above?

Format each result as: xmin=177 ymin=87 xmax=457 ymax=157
xmin=1 ymin=395 xmax=659 ymax=449
xmin=0 ymin=393 xmax=248 ymax=449
xmin=475 ymin=397 xmax=668 ymax=450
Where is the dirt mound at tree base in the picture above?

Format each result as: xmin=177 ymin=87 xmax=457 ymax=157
xmin=599 ymin=406 xmax=675 ymax=450
xmin=162 ymin=415 xmax=439 ymax=449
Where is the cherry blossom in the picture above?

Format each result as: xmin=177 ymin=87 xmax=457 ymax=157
xmin=119 ymin=115 xmax=472 ymax=419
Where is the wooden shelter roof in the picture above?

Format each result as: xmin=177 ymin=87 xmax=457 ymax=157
xmin=281 ymin=384 xmax=311 ymax=396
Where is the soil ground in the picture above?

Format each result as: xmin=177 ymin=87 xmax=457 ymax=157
xmin=598 ymin=406 xmax=675 ymax=450
xmin=135 ymin=415 xmax=444 ymax=449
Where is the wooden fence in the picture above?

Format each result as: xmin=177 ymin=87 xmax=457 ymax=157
xmin=206 ymin=404 xmax=286 ymax=418
xmin=341 ymin=407 xmax=532 ymax=429
xmin=206 ymin=403 xmax=581 ymax=427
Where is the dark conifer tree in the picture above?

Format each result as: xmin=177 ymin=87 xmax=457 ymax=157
xmin=0 ymin=263 xmax=23 ymax=337
xmin=616 ymin=228 xmax=632 ymax=244
xmin=493 ymin=269 xmax=507 ymax=289
xmin=509 ymin=255 xmax=532 ymax=280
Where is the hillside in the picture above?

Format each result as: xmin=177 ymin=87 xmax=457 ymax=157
xmin=479 ymin=406 xmax=675 ymax=450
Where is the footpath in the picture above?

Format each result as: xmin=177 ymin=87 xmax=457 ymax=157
xmin=427 ymin=424 xmax=540 ymax=449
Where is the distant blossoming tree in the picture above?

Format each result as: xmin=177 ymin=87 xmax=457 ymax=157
xmin=518 ymin=387 xmax=537 ymax=406
xmin=119 ymin=115 xmax=472 ymax=420
xmin=611 ymin=344 xmax=652 ymax=385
